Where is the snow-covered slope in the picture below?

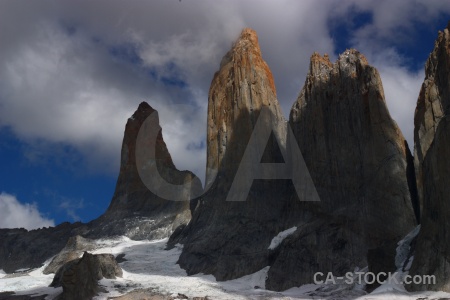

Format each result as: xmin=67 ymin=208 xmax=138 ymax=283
xmin=1 ymin=233 xmax=450 ymax=300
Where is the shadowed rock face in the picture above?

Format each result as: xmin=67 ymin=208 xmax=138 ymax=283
xmin=43 ymin=235 xmax=96 ymax=275
xmin=50 ymin=252 xmax=122 ymax=300
xmin=0 ymin=102 xmax=201 ymax=273
xmin=289 ymin=50 xmax=417 ymax=244
xmin=414 ymin=22 xmax=450 ymax=218
xmin=172 ymin=29 xmax=417 ymax=291
xmin=266 ymin=50 xmax=417 ymax=291
xmin=0 ymin=222 xmax=86 ymax=273
xmin=205 ymin=28 xmax=285 ymax=188
xmin=105 ymin=102 xmax=198 ymax=217
xmin=87 ymin=102 xmax=202 ymax=240
xmin=408 ymin=22 xmax=450 ymax=292
xmin=171 ymin=28 xmax=303 ymax=281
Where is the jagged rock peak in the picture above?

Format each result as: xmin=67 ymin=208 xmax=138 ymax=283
xmin=94 ymin=100 xmax=200 ymax=239
xmin=338 ymin=49 xmax=368 ymax=63
xmin=279 ymin=47 xmax=418 ymax=291
xmin=414 ymin=21 xmax=450 ymax=166
xmin=234 ymin=28 xmax=261 ymax=52
xmin=219 ymin=28 xmax=276 ymax=95
xmin=413 ymin=21 xmax=450 ymax=220
xmin=309 ymin=52 xmax=332 ymax=73
xmin=132 ymin=101 xmax=154 ymax=116
xmin=174 ymin=27 xmax=292 ymax=282
xmin=407 ymin=21 xmax=450 ymax=292
xmin=206 ymin=27 xmax=285 ymax=185
xmin=308 ymin=49 xmax=369 ymax=79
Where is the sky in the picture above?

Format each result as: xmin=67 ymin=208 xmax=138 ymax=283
xmin=0 ymin=0 xmax=449 ymax=230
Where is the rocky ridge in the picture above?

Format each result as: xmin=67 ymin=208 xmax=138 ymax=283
xmin=169 ymin=29 xmax=418 ymax=292
xmin=89 ymin=101 xmax=202 ymax=240
xmin=407 ymin=21 xmax=450 ymax=292
xmin=266 ymin=49 xmax=418 ymax=290
xmin=170 ymin=28 xmax=303 ymax=281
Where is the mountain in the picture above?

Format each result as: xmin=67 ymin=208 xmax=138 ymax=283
xmin=266 ymin=50 xmax=418 ymax=291
xmin=170 ymin=29 xmax=418 ymax=292
xmin=88 ymin=101 xmax=202 ymax=240
xmin=0 ymin=102 xmax=201 ymax=273
xmin=407 ymin=21 xmax=450 ymax=292
xmin=2 ymin=24 xmax=450 ymax=298
xmin=169 ymin=28 xmax=304 ymax=281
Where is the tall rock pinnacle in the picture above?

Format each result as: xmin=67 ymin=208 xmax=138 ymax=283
xmin=408 ymin=22 xmax=450 ymax=292
xmin=205 ymin=28 xmax=285 ymax=187
xmin=265 ymin=50 xmax=418 ymax=291
xmin=90 ymin=101 xmax=202 ymax=240
xmin=290 ymin=49 xmax=418 ymax=230
xmin=172 ymin=28 xmax=298 ymax=281
xmin=413 ymin=21 xmax=450 ymax=220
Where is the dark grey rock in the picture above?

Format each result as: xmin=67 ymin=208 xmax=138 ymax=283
xmin=270 ymin=50 xmax=417 ymax=291
xmin=171 ymin=28 xmax=304 ymax=281
xmin=407 ymin=22 xmax=450 ymax=293
xmin=0 ymin=222 xmax=87 ymax=274
xmin=0 ymin=102 xmax=202 ymax=275
xmin=43 ymin=235 xmax=96 ymax=275
xmin=408 ymin=116 xmax=450 ymax=292
xmin=87 ymin=102 xmax=202 ymax=240
xmin=51 ymin=252 xmax=122 ymax=300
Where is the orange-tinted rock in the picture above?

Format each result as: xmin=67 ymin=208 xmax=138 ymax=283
xmin=173 ymin=28 xmax=296 ymax=281
xmin=408 ymin=22 xmax=450 ymax=292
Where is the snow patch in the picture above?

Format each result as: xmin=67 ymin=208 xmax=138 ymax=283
xmin=3 ymin=232 xmax=450 ymax=300
xmin=0 ymin=270 xmax=5 ymax=279
xmin=395 ymin=225 xmax=420 ymax=270
xmin=268 ymin=226 xmax=297 ymax=250
xmin=14 ymin=268 xmax=30 ymax=273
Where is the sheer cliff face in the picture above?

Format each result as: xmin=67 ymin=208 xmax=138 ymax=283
xmin=94 ymin=102 xmax=202 ymax=240
xmin=205 ymin=28 xmax=285 ymax=188
xmin=289 ymin=50 xmax=417 ymax=242
xmin=408 ymin=23 xmax=450 ymax=292
xmin=174 ymin=28 xmax=297 ymax=281
xmin=174 ymin=29 xmax=417 ymax=291
xmin=264 ymin=51 xmax=417 ymax=291
xmin=414 ymin=22 xmax=450 ymax=219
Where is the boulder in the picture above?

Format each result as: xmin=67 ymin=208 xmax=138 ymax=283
xmin=43 ymin=235 xmax=96 ymax=275
xmin=51 ymin=252 xmax=122 ymax=300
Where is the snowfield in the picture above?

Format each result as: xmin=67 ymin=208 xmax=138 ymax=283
xmin=1 ymin=229 xmax=450 ymax=299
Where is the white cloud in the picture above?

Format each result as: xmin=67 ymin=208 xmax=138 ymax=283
xmin=0 ymin=0 xmax=448 ymax=183
xmin=0 ymin=192 xmax=55 ymax=230
xmin=376 ymin=64 xmax=423 ymax=149
xmin=0 ymin=0 xmax=336 ymax=183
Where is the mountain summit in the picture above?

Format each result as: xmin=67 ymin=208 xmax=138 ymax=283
xmin=408 ymin=21 xmax=450 ymax=292
xmin=271 ymin=49 xmax=418 ymax=290
xmin=170 ymin=28 xmax=298 ymax=281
